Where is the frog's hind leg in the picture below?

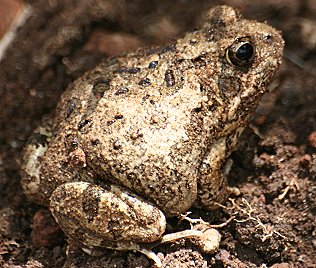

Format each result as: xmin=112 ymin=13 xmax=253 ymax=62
xmin=50 ymin=181 xmax=166 ymax=253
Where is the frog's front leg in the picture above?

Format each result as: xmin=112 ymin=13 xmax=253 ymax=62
xmin=196 ymin=128 xmax=245 ymax=209
xmin=50 ymin=181 xmax=166 ymax=251
xmin=196 ymin=137 xmax=231 ymax=210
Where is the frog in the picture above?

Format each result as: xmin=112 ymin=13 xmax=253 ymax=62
xmin=21 ymin=4 xmax=284 ymax=265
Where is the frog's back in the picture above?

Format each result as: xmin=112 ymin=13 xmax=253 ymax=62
xmin=54 ymin=48 xmax=214 ymax=215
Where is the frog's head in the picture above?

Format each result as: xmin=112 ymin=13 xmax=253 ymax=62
xmin=200 ymin=5 xmax=284 ymax=133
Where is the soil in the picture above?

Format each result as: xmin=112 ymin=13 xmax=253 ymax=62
xmin=0 ymin=0 xmax=315 ymax=267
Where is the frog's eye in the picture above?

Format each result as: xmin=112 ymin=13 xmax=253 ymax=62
xmin=226 ymin=37 xmax=255 ymax=67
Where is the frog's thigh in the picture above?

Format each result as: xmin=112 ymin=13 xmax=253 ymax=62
xmin=50 ymin=182 xmax=166 ymax=249
xmin=196 ymin=137 xmax=228 ymax=209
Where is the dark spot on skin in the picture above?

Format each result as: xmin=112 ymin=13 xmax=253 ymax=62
xmin=139 ymin=78 xmax=151 ymax=86
xmin=82 ymin=185 xmax=101 ymax=223
xmin=148 ymin=61 xmax=158 ymax=68
xmin=114 ymin=114 xmax=123 ymax=120
xmin=61 ymin=161 xmax=68 ymax=169
xmin=107 ymin=120 xmax=115 ymax=126
xmin=130 ymin=129 xmax=143 ymax=140
xmin=150 ymin=100 xmax=155 ymax=105
xmin=66 ymin=99 xmax=77 ymax=118
xmin=115 ymin=87 xmax=129 ymax=95
xmin=78 ymin=117 xmax=92 ymax=132
xmin=113 ymin=139 xmax=121 ymax=150
xmin=71 ymin=137 xmax=78 ymax=149
xmin=193 ymin=107 xmax=202 ymax=113
xmin=91 ymin=139 xmax=100 ymax=146
xmin=165 ymin=69 xmax=175 ymax=87
xmin=169 ymin=169 xmax=181 ymax=179
xmin=109 ymin=198 xmax=120 ymax=210
xmin=118 ymin=67 xmax=141 ymax=74
xmin=92 ymin=79 xmax=110 ymax=98
xmin=192 ymin=55 xmax=207 ymax=68
xmin=141 ymin=95 xmax=150 ymax=104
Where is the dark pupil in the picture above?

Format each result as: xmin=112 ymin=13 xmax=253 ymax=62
xmin=236 ymin=43 xmax=253 ymax=60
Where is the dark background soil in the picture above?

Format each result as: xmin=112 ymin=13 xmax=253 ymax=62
xmin=0 ymin=0 xmax=315 ymax=267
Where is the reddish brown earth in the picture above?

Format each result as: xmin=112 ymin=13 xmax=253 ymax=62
xmin=0 ymin=0 xmax=315 ymax=267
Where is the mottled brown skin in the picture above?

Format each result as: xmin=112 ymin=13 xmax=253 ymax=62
xmin=21 ymin=6 xmax=284 ymax=252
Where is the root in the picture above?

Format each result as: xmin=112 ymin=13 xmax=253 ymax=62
xmin=278 ymin=177 xmax=299 ymax=200
xmin=223 ymin=198 xmax=286 ymax=241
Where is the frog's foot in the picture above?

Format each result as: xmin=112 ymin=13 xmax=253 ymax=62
xmin=21 ymin=116 xmax=53 ymax=203
xmin=50 ymin=181 xmax=166 ymax=253
xmin=143 ymin=226 xmax=221 ymax=267
xmin=157 ymin=226 xmax=221 ymax=254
